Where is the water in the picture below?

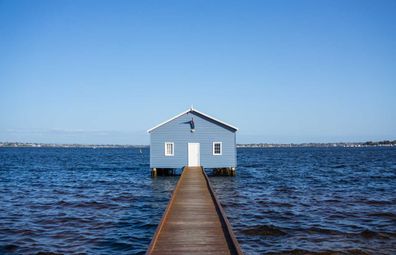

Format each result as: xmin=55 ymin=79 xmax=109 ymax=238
xmin=0 ymin=147 xmax=395 ymax=254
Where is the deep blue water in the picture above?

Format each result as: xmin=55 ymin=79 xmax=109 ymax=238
xmin=0 ymin=147 xmax=395 ymax=255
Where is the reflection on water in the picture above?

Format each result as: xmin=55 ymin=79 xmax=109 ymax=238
xmin=0 ymin=147 xmax=395 ymax=254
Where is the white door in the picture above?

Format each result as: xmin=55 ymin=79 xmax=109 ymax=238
xmin=188 ymin=143 xmax=200 ymax=167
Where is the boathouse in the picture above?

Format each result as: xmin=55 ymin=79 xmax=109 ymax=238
xmin=147 ymin=107 xmax=238 ymax=175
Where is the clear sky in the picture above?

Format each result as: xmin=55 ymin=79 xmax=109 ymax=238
xmin=0 ymin=0 xmax=395 ymax=144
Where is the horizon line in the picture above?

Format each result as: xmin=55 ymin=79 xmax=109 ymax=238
xmin=1 ymin=140 xmax=396 ymax=147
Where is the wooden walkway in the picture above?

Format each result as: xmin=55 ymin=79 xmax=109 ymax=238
xmin=147 ymin=166 xmax=243 ymax=255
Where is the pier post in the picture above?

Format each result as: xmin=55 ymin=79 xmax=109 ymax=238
xmin=151 ymin=168 xmax=157 ymax=177
xmin=213 ymin=168 xmax=236 ymax=176
xmin=230 ymin=167 xmax=236 ymax=176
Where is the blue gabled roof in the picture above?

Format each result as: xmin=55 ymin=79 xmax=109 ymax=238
xmin=147 ymin=107 xmax=238 ymax=133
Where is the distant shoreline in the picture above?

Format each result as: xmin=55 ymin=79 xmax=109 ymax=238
xmin=0 ymin=142 xmax=146 ymax=148
xmin=1 ymin=140 xmax=395 ymax=148
xmin=237 ymin=141 xmax=396 ymax=148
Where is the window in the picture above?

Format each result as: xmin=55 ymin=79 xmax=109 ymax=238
xmin=213 ymin=142 xmax=222 ymax=155
xmin=165 ymin=142 xmax=174 ymax=156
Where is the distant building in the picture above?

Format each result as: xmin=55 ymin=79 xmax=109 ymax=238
xmin=147 ymin=107 xmax=238 ymax=175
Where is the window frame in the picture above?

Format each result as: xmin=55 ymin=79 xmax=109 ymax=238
xmin=164 ymin=142 xmax=174 ymax=156
xmin=212 ymin=142 xmax=222 ymax=155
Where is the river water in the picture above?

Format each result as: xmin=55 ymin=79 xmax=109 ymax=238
xmin=0 ymin=147 xmax=395 ymax=254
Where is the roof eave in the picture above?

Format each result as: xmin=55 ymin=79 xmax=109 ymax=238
xmin=192 ymin=108 xmax=239 ymax=132
xmin=147 ymin=109 xmax=190 ymax=133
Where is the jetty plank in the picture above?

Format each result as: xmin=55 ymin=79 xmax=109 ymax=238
xmin=147 ymin=166 xmax=243 ymax=255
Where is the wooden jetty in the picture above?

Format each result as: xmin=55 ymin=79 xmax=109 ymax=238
xmin=147 ymin=166 xmax=243 ymax=255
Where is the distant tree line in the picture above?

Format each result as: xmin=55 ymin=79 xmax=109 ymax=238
xmin=237 ymin=140 xmax=396 ymax=148
xmin=363 ymin=140 xmax=396 ymax=146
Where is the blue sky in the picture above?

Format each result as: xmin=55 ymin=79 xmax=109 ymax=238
xmin=0 ymin=0 xmax=395 ymax=144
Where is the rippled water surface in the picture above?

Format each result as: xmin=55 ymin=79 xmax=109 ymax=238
xmin=1 ymin=147 xmax=395 ymax=254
